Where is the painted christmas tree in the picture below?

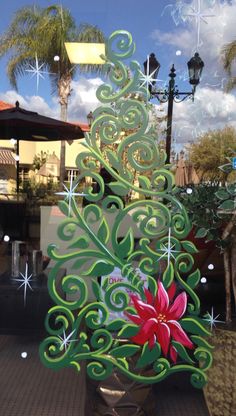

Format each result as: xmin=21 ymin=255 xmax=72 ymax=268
xmin=40 ymin=30 xmax=213 ymax=388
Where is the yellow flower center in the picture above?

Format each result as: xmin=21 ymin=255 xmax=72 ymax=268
xmin=157 ymin=313 xmax=167 ymax=323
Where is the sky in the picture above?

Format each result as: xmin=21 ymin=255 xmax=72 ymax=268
xmin=0 ymin=0 xmax=236 ymax=151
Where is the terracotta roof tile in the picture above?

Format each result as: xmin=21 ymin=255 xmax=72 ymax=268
xmin=0 ymin=101 xmax=14 ymax=111
xmin=71 ymin=122 xmax=90 ymax=132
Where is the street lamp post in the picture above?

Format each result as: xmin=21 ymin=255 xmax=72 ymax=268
xmin=144 ymin=52 xmax=204 ymax=163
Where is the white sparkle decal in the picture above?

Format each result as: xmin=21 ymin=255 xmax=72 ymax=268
xmin=184 ymin=0 xmax=215 ymax=49
xmin=21 ymin=352 xmax=28 ymax=359
xmin=56 ymin=175 xmax=87 ymax=215
xmin=156 ymin=228 xmax=180 ymax=266
xmin=204 ymin=307 xmax=224 ymax=331
xmin=25 ymin=53 xmax=54 ymax=92
xmin=13 ymin=263 xmax=33 ymax=307
xmin=58 ymin=329 xmax=77 ymax=351
xmin=139 ymin=55 xmax=162 ymax=99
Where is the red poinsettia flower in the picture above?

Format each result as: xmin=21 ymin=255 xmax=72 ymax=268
xmin=125 ymin=281 xmax=194 ymax=363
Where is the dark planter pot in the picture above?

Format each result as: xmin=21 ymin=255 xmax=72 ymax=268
xmin=85 ymin=345 xmax=156 ymax=416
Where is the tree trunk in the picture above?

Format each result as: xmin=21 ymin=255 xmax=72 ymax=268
xmin=223 ymin=248 xmax=232 ymax=323
xmin=58 ymin=72 xmax=72 ymax=185
xmin=59 ymin=103 xmax=67 ymax=184
xmin=221 ymin=212 xmax=236 ymax=322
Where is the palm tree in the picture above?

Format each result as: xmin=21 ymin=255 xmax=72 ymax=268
xmin=222 ymin=39 xmax=236 ymax=92
xmin=0 ymin=5 xmax=105 ymax=183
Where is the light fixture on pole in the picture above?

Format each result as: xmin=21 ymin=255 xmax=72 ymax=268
xmin=144 ymin=52 xmax=204 ymax=163
xmin=64 ymin=43 xmax=106 ymax=64
xmin=87 ymin=111 xmax=94 ymax=128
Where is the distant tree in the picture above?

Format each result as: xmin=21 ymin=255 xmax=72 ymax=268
xmin=222 ymin=39 xmax=236 ymax=92
xmin=32 ymin=151 xmax=48 ymax=171
xmin=0 ymin=5 xmax=105 ymax=183
xmin=189 ymin=126 xmax=236 ymax=183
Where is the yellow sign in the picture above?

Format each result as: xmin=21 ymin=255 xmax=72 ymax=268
xmin=65 ymin=42 xmax=105 ymax=64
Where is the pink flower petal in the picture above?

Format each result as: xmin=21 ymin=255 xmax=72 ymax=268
xmin=149 ymin=333 xmax=156 ymax=349
xmin=124 ymin=312 xmax=143 ymax=325
xmin=168 ymin=292 xmax=187 ymax=320
xmin=167 ymin=282 xmax=177 ymax=302
xmin=168 ymin=320 xmax=194 ymax=349
xmin=170 ymin=344 xmax=178 ymax=363
xmin=131 ymin=296 xmax=157 ymax=320
xmin=156 ymin=322 xmax=170 ymax=356
xmin=144 ymin=288 xmax=154 ymax=305
xmin=155 ymin=281 xmax=169 ymax=312
xmin=131 ymin=318 xmax=157 ymax=346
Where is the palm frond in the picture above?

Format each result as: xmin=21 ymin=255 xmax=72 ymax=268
xmin=7 ymin=53 xmax=33 ymax=89
xmin=225 ymin=77 xmax=236 ymax=93
xmin=0 ymin=5 xmax=105 ymax=93
xmin=76 ymin=23 xmax=106 ymax=76
xmin=221 ymin=40 xmax=236 ymax=75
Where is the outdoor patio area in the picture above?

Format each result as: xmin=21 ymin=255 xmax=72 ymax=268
xmin=0 ymin=333 xmax=210 ymax=416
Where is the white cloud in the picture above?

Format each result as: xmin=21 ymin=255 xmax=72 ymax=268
xmin=151 ymin=0 xmax=236 ymax=78
xmin=151 ymin=29 xmax=193 ymax=54
xmin=0 ymin=90 xmax=59 ymax=118
xmin=167 ymin=86 xmax=236 ymax=146
xmin=68 ymin=77 xmax=103 ymax=122
xmin=150 ymin=0 xmax=236 ymax=150
xmin=0 ymin=76 xmax=103 ymax=123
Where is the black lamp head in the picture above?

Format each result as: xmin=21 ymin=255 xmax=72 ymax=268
xmin=143 ymin=53 xmax=161 ymax=79
xmin=187 ymin=52 xmax=204 ymax=86
xmin=87 ymin=111 xmax=94 ymax=127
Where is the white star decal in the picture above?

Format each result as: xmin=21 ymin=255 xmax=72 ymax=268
xmin=204 ymin=307 xmax=224 ymax=331
xmin=184 ymin=0 xmax=215 ymax=48
xmin=56 ymin=175 xmax=87 ymax=215
xmin=58 ymin=329 xmax=77 ymax=351
xmin=139 ymin=55 xmax=162 ymax=99
xmin=25 ymin=53 xmax=54 ymax=92
xmin=13 ymin=263 xmax=33 ymax=307
xmin=156 ymin=228 xmax=180 ymax=266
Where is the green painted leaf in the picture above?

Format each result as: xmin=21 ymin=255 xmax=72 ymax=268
xmin=190 ymin=335 xmax=214 ymax=350
xmin=180 ymin=318 xmax=211 ymax=336
xmin=171 ymin=341 xmax=194 ymax=364
xmin=195 ymin=228 xmax=208 ymax=238
xmin=219 ymin=199 xmax=235 ymax=210
xmin=116 ymin=358 xmax=129 ymax=370
xmin=108 ymin=181 xmax=129 ymax=196
xmin=106 ymin=150 xmax=120 ymax=171
xmin=215 ymin=189 xmax=229 ymax=200
xmin=182 ymin=241 xmax=198 ymax=254
xmin=72 ymin=258 xmax=87 ymax=270
xmin=81 ymin=260 xmax=114 ymax=277
xmin=102 ymin=276 xmax=109 ymax=290
xmin=58 ymin=200 xmax=69 ymax=217
xmin=97 ymin=218 xmax=109 ymax=244
xmin=116 ymin=228 xmax=134 ymax=258
xmin=136 ymin=342 xmax=161 ymax=369
xmin=138 ymin=176 xmax=151 ymax=190
xmin=106 ymin=319 xmax=127 ymax=331
xmin=91 ymin=279 xmax=102 ymax=301
xmin=187 ymin=269 xmax=201 ymax=288
xmin=110 ymin=344 xmax=140 ymax=358
xmin=163 ymin=262 xmax=174 ymax=288
xmin=118 ymin=324 xmax=140 ymax=338
xmin=69 ymin=236 xmax=90 ymax=249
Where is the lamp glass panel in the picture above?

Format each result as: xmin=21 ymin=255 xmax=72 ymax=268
xmin=65 ymin=43 xmax=106 ymax=64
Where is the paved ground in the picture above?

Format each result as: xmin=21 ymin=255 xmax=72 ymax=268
xmin=0 ymin=334 xmax=210 ymax=416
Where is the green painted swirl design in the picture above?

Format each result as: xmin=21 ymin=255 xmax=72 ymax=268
xmin=40 ymin=30 xmax=213 ymax=388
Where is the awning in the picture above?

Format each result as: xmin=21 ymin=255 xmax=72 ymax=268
xmin=0 ymin=148 xmax=16 ymax=165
